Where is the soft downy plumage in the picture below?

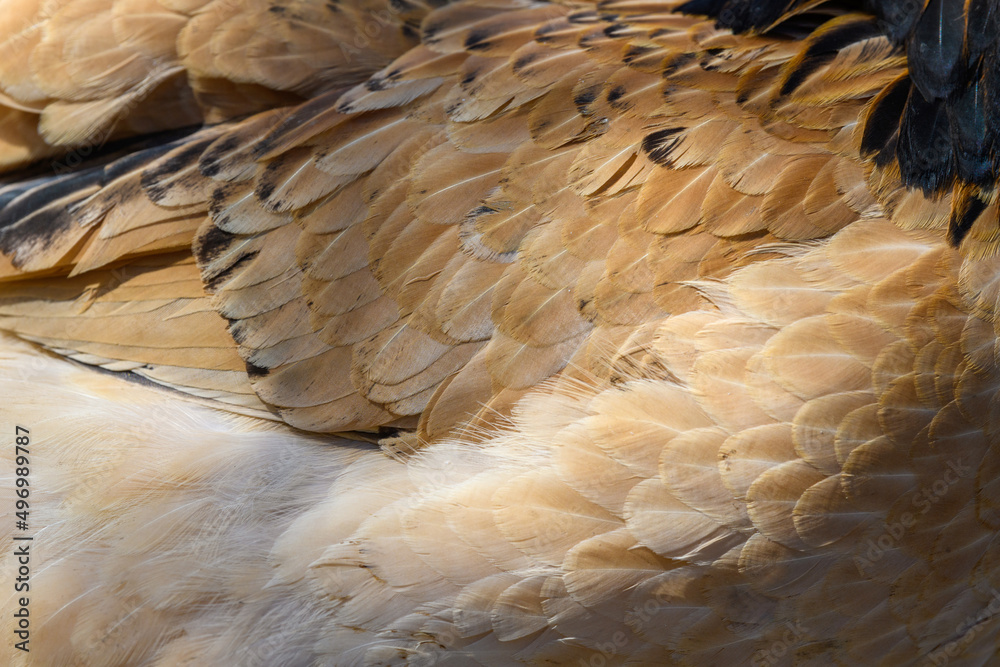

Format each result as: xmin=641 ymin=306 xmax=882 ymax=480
xmin=1 ymin=0 xmax=1000 ymax=664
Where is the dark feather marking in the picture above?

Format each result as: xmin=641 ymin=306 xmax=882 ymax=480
xmin=714 ymin=0 xmax=800 ymax=33
xmin=0 ymin=172 xmax=103 ymax=233
xmin=860 ymin=74 xmax=910 ymax=158
xmin=257 ymin=180 xmax=276 ymax=203
xmin=0 ymin=126 xmax=197 ymax=191
xmin=102 ymin=136 xmax=194 ymax=182
xmin=195 ymin=224 xmax=237 ymax=265
xmin=421 ymin=20 xmax=447 ymax=43
xmin=607 ymin=85 xmax=627 ymax=104
xmin=0 ymin=174 xmax=58 ymax=211
xmin=464 ymin=28 xmax=494 ymax=51
xmin=62 ymin=352 xmax=221 ymax=399
xmin=579 ymin=28 xmax=607 ymax=50
xmin=250 ymin=89 xmax=338 ymax=161
xmin=641 ymin=128 xmax=684 ymax=166
xmin=872 ymin=0 xmax=922 ymax=41
xmin=0 ymin=207 xmax=76 ymax=260
xmin=206 ymin=250 xmax=260 ymax=292
xmin=778 ymin=18 xmax=882 ymax=97
xmin=567 ymin=10 xmax=600 ymax=24
xmin=0 ymin=127 xmax=201 ymax=264
xmin=949 ymin=76 xmax=992 ymax=186
xmin=467 ymin=204 xmax=497 ymax=219
xmin=676 ymin=0 xmax=726 ymax=18
xmin=574 ymin=85 xmax=601 ymax=113
xmin=873 ymin=131 xmax=899 ymax=168
xmin=400 ymin=23 xmax=418 ymax=40
xmin=966 ymin=0 xmax=1000 ymax=61
xmin=534 ymin=21 xmax=561 ymax=43
xmin=200 ymin=135 xmax=243 ymax=177
xmin=906 ymin=0 xmax=966 ymax=101
xmin=141 ymin=137 xmax=217 ymax=204
xmin=245 ymin=360 xmax=271 ymax=379
xmin=897 ymin=87 xmax=954 ymax=194
xmin=623 ymin=44 xmax=657 ymax=65
xmin=209 ymin=186 xmax=231 ymax=214
xmin=226 ymin=318 xmax=248 ymax=345
xmin=767 ymin=10 xmax=842 ymax=40
xmin=0 ymin=163 xmax=114 ymax=262
xmin=603 ymin=23 xmax=631 ymax=38
xmin=676 ymin=0 xmax=999 ymax=195
xmin=986 ymin=48 xmax=1000 ymax=123
xmin=512 ymin=52 xmax=539 ymax=73
xmin=377 ymin=426 xmax=406 ymax=439
xmin=948 ymin=191 xmax=989 ymax=246
xmin=662 ymin=52 xmax=697 ymax=78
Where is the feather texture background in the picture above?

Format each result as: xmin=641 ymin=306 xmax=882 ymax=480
xmin=1 ymin=0 xmax=1000 ymax=665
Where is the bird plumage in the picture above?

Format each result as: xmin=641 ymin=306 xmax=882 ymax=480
xmin=1 ymin=0 xmax=1000 ymax=664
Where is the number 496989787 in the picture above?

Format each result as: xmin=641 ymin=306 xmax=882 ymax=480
xmin=15 ymin=426 xmax=29 ymax=522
